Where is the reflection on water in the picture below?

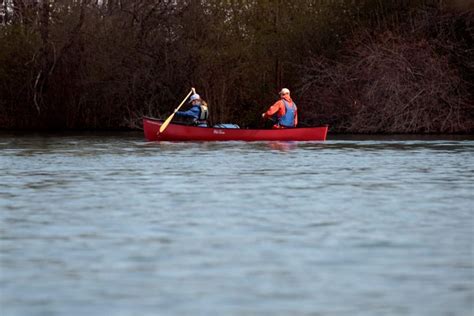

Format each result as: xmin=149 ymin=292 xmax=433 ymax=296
xmin=0 ymin=132 xmax=473 ymax=316
xmin=266 ymin=141 xmax=299 ymax=152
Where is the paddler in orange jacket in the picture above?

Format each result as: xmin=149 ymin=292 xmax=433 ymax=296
xmin=262 ymin=88 xmax=298 ymax=128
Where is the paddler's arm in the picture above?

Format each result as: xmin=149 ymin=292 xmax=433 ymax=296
xmin=262 ymin=100 xmax=283 ymax=119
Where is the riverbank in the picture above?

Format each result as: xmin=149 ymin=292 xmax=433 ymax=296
xmin=1 ymin=129 xmax=473 ymax=141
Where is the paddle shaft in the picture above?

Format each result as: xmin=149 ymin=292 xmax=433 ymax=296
xmin=159 ymin=88 xmax=195 ymax=134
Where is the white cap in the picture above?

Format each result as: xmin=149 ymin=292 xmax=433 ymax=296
xmin=279 ymin=88 xmax=290 ymax=95
xmin=189 ymin=93 xmax=201 ymax=103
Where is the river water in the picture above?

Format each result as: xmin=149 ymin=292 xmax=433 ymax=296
xmin=0 ymin=132 xmax=473 ymax=316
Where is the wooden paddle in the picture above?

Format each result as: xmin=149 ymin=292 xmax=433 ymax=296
xmin=158 ymin=87 xmax=195 ymax=135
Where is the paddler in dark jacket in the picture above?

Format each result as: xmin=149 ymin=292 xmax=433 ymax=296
xmin=175 ymin=93 xmax=209 ymax=127
xmin=262 ymin=88 xmax=298 ymax=128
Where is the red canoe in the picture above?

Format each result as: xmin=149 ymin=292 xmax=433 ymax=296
xmin=143 ymin=117 xmax=328 ymax=141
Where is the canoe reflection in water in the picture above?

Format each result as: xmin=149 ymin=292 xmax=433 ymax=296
xmin=266 ymin=141 xmax=298 ymax=152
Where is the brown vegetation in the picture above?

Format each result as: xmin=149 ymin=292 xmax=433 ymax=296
xmin=0 ymin=0 xmax=473 ymax=133
xmin=299 ymin=11 xmax=474 ymax=133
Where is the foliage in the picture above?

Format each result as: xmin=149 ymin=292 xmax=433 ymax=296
xmin=0 ymin=0 xmax=472 ymax=132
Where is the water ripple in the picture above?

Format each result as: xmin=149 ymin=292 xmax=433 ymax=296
xmin=0 ymin=132 xmax=473 ymax=316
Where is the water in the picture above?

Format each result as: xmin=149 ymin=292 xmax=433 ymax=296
xmin=1 ymin=132 xmax=473 ymax=316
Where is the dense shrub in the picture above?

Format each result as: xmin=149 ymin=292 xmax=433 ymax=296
xmin=298 ymin=8 xmax=473 ymax=133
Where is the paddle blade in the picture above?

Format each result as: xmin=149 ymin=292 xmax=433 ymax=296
xmin=159 ymin=113 xmax=175 ymax=134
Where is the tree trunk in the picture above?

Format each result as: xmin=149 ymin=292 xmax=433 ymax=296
xmin=39 ymin=0 xmax=49 ymax=46
xmin=12 ymin=0 xmax=25 ymax=24
xmin=274 ymin=0 xmax=282 ymax=90
xmin=1 ymin=0 xmax=7 ymax=24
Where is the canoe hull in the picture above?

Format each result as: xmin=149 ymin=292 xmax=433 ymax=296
xmin=143 ymin=117 xmax=328 ymax=141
